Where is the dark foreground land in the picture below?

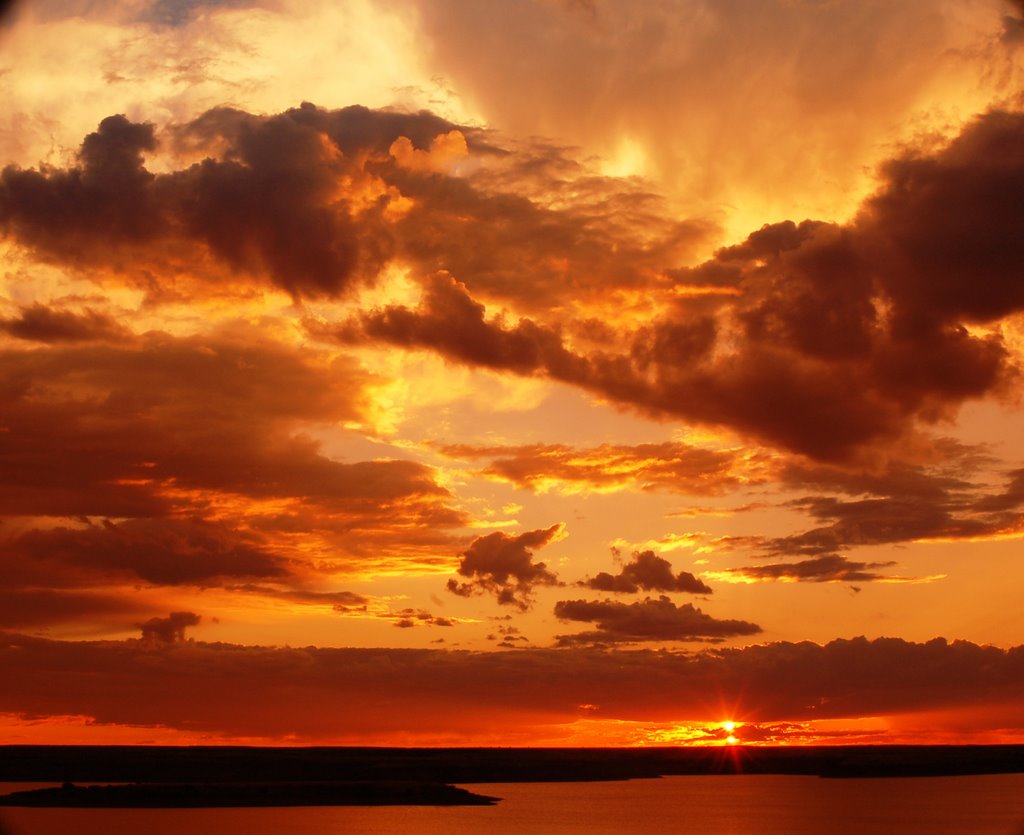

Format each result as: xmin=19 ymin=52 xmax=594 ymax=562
xmin=0 ymin=780 xmax=497 ymax=808
xmin=1 ymin=745 xmax=1023 ymax=807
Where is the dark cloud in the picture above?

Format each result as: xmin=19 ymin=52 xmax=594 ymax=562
xmin=673 ymin=455 xmax=1024 ymax=575
xmin=5 ymin=518 xmax=289 ymax=586
xmin=141 ymin=0 xmax=261 ymax=28
xmin=1004 ymin=1 xmax=1024 ymax=44
xmin=447 ymin=524 xmax=563 ymax=609
xmin=554 ymin=596 xmax=760 ymax=645
xmin=8 ymin=105 xmax=1021 ymax=461
xmin=0 ymin=0 xmax=18 ymax=25
xmin=583 ymin=550 xmax=712 ymax=595
xmin=5 ymin=633 xmax=1017 ymax=741
xmin=721 ymin=555 xmax=900 ymax=584
xmin=138 ymin=611 xmax=201 ymax=643
xmin=862 ymin=110 xmax=1024 ymax=325
xmin=0 ymin=327 xmax=469 ymax=620
xmin=4 ymin=105 xmax=1023 ymax=463
xmin=226 ymin=585 xmax=369 ymax=613
xmin=326 ymin=270 xmax=586 ymax=375
xmin=0 ymin=103 xmax=705 ymax=307
xmin=0 ymin=329 xmax=461 ymax=530
xmin=760 ymin=465 xmax=1024 ymax=559
xmin=389 ymin=609 xmax=456 ymax=629
xmin=974 ymin=468 xmax=1024 ymax=513
xmin=0 ymin=107 xmax=402 ymax=298
xmin=386 ymin=150 xmax=710 ymax=309
xmin=326 ymin=109 xmax=1024 ymax=461
xmin=0 ymin=589 xmax=148 ymax=629
xmin=0 ymin=303 xmax=132 ymax=343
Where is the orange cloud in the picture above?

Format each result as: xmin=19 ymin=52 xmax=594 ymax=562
xmin=438 ymin=440 xmax=774 ymax=495
xmin=2 ymin=633 xmax=1021 ymax=744
xmin=328 ymin=109 xmax=1024 ymax=463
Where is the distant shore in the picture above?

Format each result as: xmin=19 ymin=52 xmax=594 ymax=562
xmin=0 ymin=780 xmax=499 ymax=808
xmin=1 ymin=745 xmax=1022 ymax=793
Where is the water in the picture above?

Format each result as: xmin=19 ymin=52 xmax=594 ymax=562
xmin=2 ymin=774 xmax=1024 ymax=834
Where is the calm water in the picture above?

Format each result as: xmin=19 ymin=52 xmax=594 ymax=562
xmin=3 ymin=775 xmax=1024 ymax=834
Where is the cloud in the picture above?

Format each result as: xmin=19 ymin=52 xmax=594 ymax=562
xmin=328 ymin=108 xmax=1024 ymax=461
xmin=388 ymin=609 xmax=457 ymax=629
xmin=583 ymin=550 xmax=712 ymax=595
xmin=0 ymin=106 xmax=427 ymax=299
xmin=409 ymin=0 xmax=1019 ymax=235
xmin=447 ymin=524 xmax=564 ymax=609
xmin=0 ymin=589 xmax=148 ymax=629
xmin=674 ymin=454 xmax=1022 ymax=570
xmin=138 ymin=611 xmax=201 ymax=643
xmin=5 ymin=518 xmax=289 ymax=586
xmin=974 ymin=468 xmax=1024 ymax=512
xmin=760 ymin=471 xmax=1024 ymax=558
xmin=0 ymin=329 xmax=466 ymax=560
xmin=554 ymin=596 xmax=760 ymax=645
xmin=437 ymin=440 xmax=771 ymax=495
xmin=0 ymin=103 xmax=707 ymax=308
xmin=715 ymin=555 xmax=902 ymax=584
xmin=327 ymin=270 xmax=586 ymax=374
xmin=9 ymin=102 xmax=1021 ymax=464
xmin=226 ymin=585 xmax=369 ymax=613
xmin=4 ymin=633 xmax=1019 ymax=743
xmin=0 ymin=324 xmax=473 ymax=627
xmin=0 ymin=303 xmax=132 ymax=343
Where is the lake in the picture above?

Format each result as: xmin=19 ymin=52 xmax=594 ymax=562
xmin=2 ymin=774 xmax=1024 ymax=834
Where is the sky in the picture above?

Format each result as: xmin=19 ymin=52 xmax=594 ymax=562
xmin=1 ymin=0 xmax=1024 ymax=747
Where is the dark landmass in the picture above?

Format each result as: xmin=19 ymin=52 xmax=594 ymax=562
xmin=1 ymin=745 xmax=1023 ymax=787
xmin=0 ymin=780 xmax=498 ymax=808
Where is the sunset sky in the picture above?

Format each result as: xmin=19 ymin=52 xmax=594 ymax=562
xmin=2 ymin=0 xmax=1024 ymax=747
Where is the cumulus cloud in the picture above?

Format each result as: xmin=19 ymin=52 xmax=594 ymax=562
xmin=0 ymin=103 xmax=706 ymax=307
xmin=8 ymin=102 xmax=1022 ymax=464
xmin=328 ymin=109 xmax=1024 ymax=462
xmin=0 ymin=108 xmax=390 ymax=298
xmin=138 ymin=611 xmax=201 ymax=643
xmin=554 ymin=596 xmax=759 ymax=645
xmin=447 ymin=524 xmax=564 ymax=609
xmin=583 ymin=550 xmax=712 ymax=595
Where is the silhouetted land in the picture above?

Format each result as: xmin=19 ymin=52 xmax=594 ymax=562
xmin=0 ymin=780 xmax=498 ymax=807
xmin=2 ymin=746 xmax=1023 ymax=788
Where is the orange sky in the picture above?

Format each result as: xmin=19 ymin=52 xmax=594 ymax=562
xmin=1 ymin=0 xmax=1024 ymax=747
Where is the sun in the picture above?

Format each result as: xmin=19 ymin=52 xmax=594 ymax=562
xmin=720 ymin=720 xmax=740 ymax=744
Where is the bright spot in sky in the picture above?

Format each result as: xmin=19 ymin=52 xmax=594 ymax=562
xmin=721 ymin=720 xmax=736 ymax=733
